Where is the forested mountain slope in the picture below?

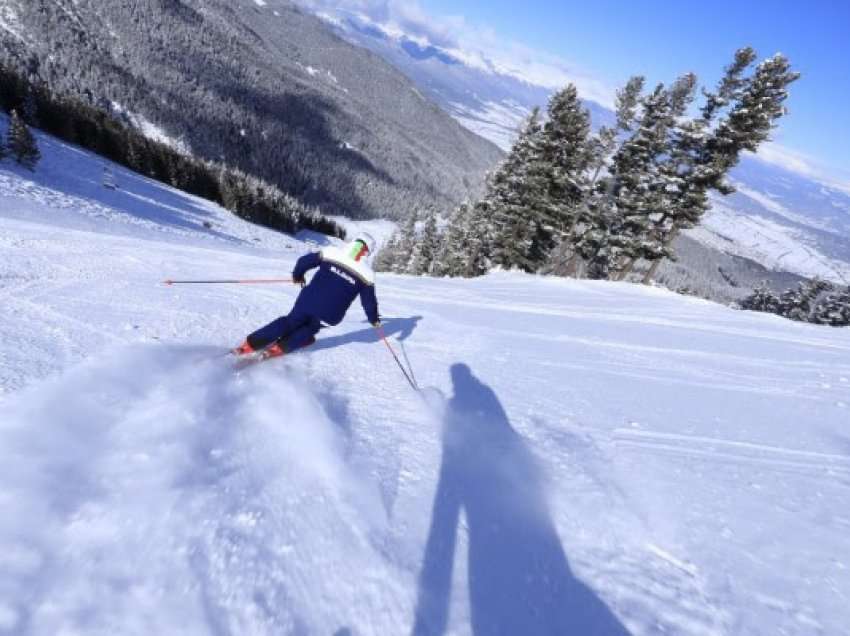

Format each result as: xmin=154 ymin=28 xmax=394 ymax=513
xmin=0 ymin=0 xmax=502 ymax=219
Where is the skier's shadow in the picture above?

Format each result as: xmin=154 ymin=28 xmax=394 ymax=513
xmin=413 ymin=364 xmax=629 ymax=636
xmin=310 ymin=315 xmax=422 ymax=352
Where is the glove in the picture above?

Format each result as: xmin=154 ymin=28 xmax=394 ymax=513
xmin=293 ymin=276 xmax=306 ymax=288
xmin=371 ymin=320 xmax=382 ymax=328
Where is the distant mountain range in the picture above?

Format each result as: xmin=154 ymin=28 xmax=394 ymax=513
xmin=310 ymin=8 xmax=614 ymax=151
xmin=308 ymin=6 xmax=850 ymax=285
xmin=0 ymin=0 xmax=502 ymax=220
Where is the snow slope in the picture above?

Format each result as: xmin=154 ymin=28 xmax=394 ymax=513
xmin=2 ymin=128 xmax=850 ymax=635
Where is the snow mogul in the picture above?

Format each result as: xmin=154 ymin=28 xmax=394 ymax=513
xmin=232 ymin=233 xmax=381 ymax=359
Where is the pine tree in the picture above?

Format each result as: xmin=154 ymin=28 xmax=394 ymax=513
xmin=395 ymin=210 xmax=419 ymax=274
xmin=741 ymin=279 xmax=839 ymax=324
xmin=488 ymin=108 xmax=547 ymax=271
xmin=535 ymin=85 xmax=592 ymax=258
xmin=567 ymin=81 xmax=678 ymax=280
xmin=433 ymin=203 xmax=472 ymax=277
xmin=487 ymin=86 xmax=593 ymax=274
xmin=409 ymin=49 xmax=799 ymax=288
xmin=610 ymin=84 xmax=674 ymax=277
xmin=643 ymin=49 xmax=799 ymax=283
xmin=777 ymin=278 xmax=831 ymax=322
xmin=739 ymin=282 xmax=781 ymax=313
xmin=707 ymin=53 xmax=800 ymax=176
xmin=373 ymin=230 xmax=402 ymax=272
xmin=410 ymin=208 xmax=440 ymax=275
xmin=461 ymin=201 xmax=495 ymax=277
xmin=810 ymin=286 xmax=850 ymax=327
xmin=7 ymin=109 xmax=41 ymax=170
xmin=554 ymin=76 xmax=645 ymax=277
xmin=739 ymin=278 xmax=849 ymax=327
xmin=22 ymin=88 xmax=40 ymax=128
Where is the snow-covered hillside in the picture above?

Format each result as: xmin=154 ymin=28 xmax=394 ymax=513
xmin=689 ymin=158 xmax=850 ymax=284
xmin=307 ymin=6 xmax=613 ymax=152
xmin=2 ymin=128 xmax=850 ymax=635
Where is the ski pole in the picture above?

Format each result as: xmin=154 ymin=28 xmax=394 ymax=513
xmin=399 ymin=340 xmax=419 ymax=388
xmin=376 ymin=325 xmax=419 ymax=391
xmin=163 ymin=278 xmax=294 ymax=285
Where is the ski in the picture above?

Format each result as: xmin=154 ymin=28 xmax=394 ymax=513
xmin=230 ymin=336 xmax=316 ymax=371
xmin=231 ymin=344 xmax=284 ymax=370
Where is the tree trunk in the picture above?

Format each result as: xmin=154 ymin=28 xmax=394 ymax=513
xmin=617 ymin=257 xmax=639 ymax=281
xmin=563 ymin=252 xmax=581 ymax=278
xmin=642 ymin=224 xmax=680 ymax=284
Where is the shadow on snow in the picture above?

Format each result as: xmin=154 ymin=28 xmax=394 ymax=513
xmin=310 ymin=315 xmax=423 ymax=353
xmin=412 ymin=364 xmax=629 ymax=636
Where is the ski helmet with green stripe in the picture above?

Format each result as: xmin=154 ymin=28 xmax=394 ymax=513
xmin=348 ymin=232 xmax=376 ymax=262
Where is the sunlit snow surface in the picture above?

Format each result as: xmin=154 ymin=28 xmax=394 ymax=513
xmin=2 ymin=124 xmax=850 ymax=635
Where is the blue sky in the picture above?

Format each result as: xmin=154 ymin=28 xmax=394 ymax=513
xmin=396 ymin=0 xmax=850 ymax=187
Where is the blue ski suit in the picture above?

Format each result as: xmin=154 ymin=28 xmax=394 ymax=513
xmin=246 ymin=246 xmax=380 ymax=352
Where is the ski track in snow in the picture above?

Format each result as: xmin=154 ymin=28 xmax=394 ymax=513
xmin=2 ymin=124 xmax=850 ymax=635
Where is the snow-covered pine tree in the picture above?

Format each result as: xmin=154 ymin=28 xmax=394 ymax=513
xmin=373 ymin=231 xmax=402 ymax=272
xmin=555 ymin=76 xmax=645 ymax=277
xmin=810 ymin=285 xmax=850 ymax=327
xmin=461 ymin=200 xmax=496 ymax=277
xmin=615 ymin=73 xmax=699 ymax=280
xmin=617 ymin=75 xmax=702 ymax=281
xmin=488 ymin=108 xmax=547 ymax=271
xmin=742 ymin=279 xmax=848 ymax=327
xmin=125 ymin=134 xmax=147 ymax=173
xmin=433 ymin=202 xmax=472 ymax=277
xmin=642 ymin=49 xmax=799 ymax=284
xmin=709 ymin=53 xmax=800 ymax=171
xmin=22 ymin=88 xmax=40 ymax=128
xmin=410 ymin=208 xmax=440 ymax=275
xmin=534 ymin=85 xmax=593 ymax=261
xmin=777 ymin=278 xmax=831 ymax=322
xmin=639 ymin=53 xmax=757 ymax=285
xmin=739 ymin=282 xmax=781 ymax=313
xmin=395 ymin=210 xmax=419 ymax=274
xmin=7 ymin=109 xmax=41 ymax=170
xmin=619 ymin=85 xmax=669 ymax=276
xmin=612 ymin=76 xmax=646 ymax=135
xmin=580 ymin=82 xmax=676 ymax=280
xmin=701 ymin=47 xmax=759 ymax=123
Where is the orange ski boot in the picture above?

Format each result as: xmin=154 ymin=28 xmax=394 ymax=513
xmin=232 ymin=340 xmax=255 ymax=356
xmin=261 ymin=342 xmax=286 ymax=359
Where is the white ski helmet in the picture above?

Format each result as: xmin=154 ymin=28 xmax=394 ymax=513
xmin=348 ymin=232 xmax=376 ymax=262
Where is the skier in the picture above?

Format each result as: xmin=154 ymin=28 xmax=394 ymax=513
xmin=232 ymin=233 xmax=381 ymax=358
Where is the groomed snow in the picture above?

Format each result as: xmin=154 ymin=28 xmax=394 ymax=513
xmin=1 ymin=123 xmax=850 ymax=635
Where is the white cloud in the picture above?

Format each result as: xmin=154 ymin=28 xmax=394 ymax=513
xmin=295 ymin=0 xmax=616 ymax=106
xmin=749 ymin=143 xmax=850 ymax=195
